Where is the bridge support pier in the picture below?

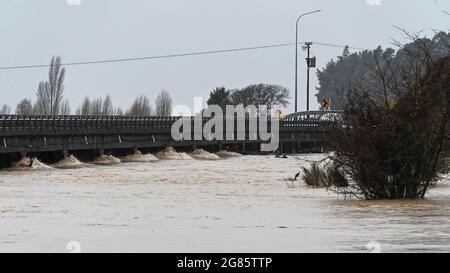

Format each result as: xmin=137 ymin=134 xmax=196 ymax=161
xmin=241 ymin=143 xmax=246 ymax=152
xmin=63 ymin=150 xmax=69 ymax=159
xmin=291 ymin=144 xmax=297 ymax=154
xmin=20 ymin=151 xmax=27 ymax=158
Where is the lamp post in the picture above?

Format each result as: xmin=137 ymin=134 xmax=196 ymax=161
xmin=303 ymin=42 xmax=315 ymax=112
xmin=295 ymin=9 xmax=322 ymax=113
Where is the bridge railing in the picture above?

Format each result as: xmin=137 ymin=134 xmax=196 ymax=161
xmin=0 ymin=115 xmax=182 ymax=130
xmin=0 ymin=115 xmax=333 ymax=132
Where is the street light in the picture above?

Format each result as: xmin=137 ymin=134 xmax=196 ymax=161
xmin=295 ymin=9 xmax=322 ymax=113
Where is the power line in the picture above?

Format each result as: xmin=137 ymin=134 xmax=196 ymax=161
xmin=0 ymin=41 xmax=369 ymax=71
xmin=314 ymin=42 xmax=368 ymax=51
xmin=0 ymin=43 xmax=295 ymax=70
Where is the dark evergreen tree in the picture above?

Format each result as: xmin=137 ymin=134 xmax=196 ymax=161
xmin=207 ymin=87 xmax=231 ymax=112
xmin=316 ymin=32 xmax=450 ymax=110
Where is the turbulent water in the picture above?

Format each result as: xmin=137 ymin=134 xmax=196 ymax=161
xmin=53 ymin=155 xmax=83 ymax=169
xmin=190 ymin=149 xmax=220 ymax=160
xmin=0 ymin=154 xmax=449 ymax=253
xmin=156 ymin=147 xmax=193 ymax=160
xmin=9 ymin=157 xmax=52 ymax=171
xmin=215 ymin=150 xmax=242 ymax=158
xmin=93 ymin=155 xmax=121 ymax=165
xmin=121 ymin=150 xmax=159 ymax=163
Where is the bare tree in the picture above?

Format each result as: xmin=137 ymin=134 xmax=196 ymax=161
xmin=15 ymin=99 xmax=33 ymax=115
xmin=327 ymin=34 xmax=450 ymax=200
xmin=91 ymin=98 xmax=103 ymax=116
xmin=79 ymin=97 xmax=92 ymax=116
xmin=60 ymin=100 xmax=71 ymax=115
xmin=0 ymin=104 xmax=11 ymax=115
xmin=48 ymin=56 xmax=66 ymax=115
xmin=230 ymin=84 xmax=290 ymax=109
xmin=76 ymin=95 xmax=117 ymax=116
xmin=35 ymin=56 xmax=66 ymax=115
xmin=35 ymin=81 xmax=50 ymax=114
xmin=115 ymin=107 xmax=124 ymax=116
xmin=155 ymin=90 xmax=173 ymax=116
xmin=127 ymin=95 xmax=153 ymax=116
xmin=102 ymin=95 xmax=114 ymax=116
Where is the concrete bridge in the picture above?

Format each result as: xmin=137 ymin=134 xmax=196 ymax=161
xmin=0 ymin=112 xmax=333 ymax=167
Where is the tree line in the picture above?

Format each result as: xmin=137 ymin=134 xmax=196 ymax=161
xmin=206 ymin=84 xmax=290 ymax=113
xmin=1 ymin=56 xmax=174 ymax=117
xmin=316 ymin=31 xmax=450 ymax=110
xmin=1 ymin=54 xmax=290 ymax=117
xmin=75 ymin=91 xmax=172 ymax=116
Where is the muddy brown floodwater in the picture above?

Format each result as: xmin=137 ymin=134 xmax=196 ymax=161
xmin=0 ymin=154 xmax=449 ymax=253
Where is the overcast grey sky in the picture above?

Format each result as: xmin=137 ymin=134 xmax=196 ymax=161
xmin=0 ymin=0 xmax=449 ymax=113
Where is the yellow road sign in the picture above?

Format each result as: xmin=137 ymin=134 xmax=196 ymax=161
xmin=321 ymin=98 xmax=330 ymax=110
xmin=274 ymin=109 xmax=283 ymax=119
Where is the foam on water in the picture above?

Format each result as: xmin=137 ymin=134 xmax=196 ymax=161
xmin=93 ymin=155 xmax=121 ymax=165
xmin=53 ymin=155 xmax=83 ymax=169
xmin=216 ymin=150 xmax=242 ymax=158
xmin=156 ymin=147 xmax=193 ymax=160
xmin=121 ymin=150 xmax=159 ymax=162
xmin=9 ymin=157 xmax=52 ymax=171
xmin=190 ymin=149 xmax=220 ymax=160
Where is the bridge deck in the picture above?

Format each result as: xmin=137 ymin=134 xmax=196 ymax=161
xmin=0 ymin=115 xmax=332 ymax=155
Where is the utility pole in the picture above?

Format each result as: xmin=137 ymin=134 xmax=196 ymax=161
xmin=303 ymin=42 xmax=315 ymax=112
xmin=294 ymin=10 xmax=322 ymax=113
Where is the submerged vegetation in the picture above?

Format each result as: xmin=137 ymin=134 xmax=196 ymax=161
xmin=300 ymin=163 xmax=349 ymax=189
xmin=330 ymin=57 xmax=450 ymax=200
xmin=301 ymin=163 xmax=324 ymax=188
xmin=310 ymin=32 xmax=450 ymax=200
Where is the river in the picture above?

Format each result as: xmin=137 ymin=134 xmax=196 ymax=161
xmin=0 ymin=154 xmax=449 ymax=253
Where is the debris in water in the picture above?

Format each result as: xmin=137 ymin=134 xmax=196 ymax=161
xmin=190 ymin=149 xmax=220 ymax=160
xmin=215 ymin=150 xmax=242 ymax=158
xmin=93 ymin=155 xmax=121 ymax=165
xmin=156 ymin=147 xmax=193 ymax=160
xmin=121 ymin=150 xmax=159 ymax=162
xmin=9 ymin=157 xmax=52 ymax=171
xmin=53 ymin=155 xmax=83 ymax=169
